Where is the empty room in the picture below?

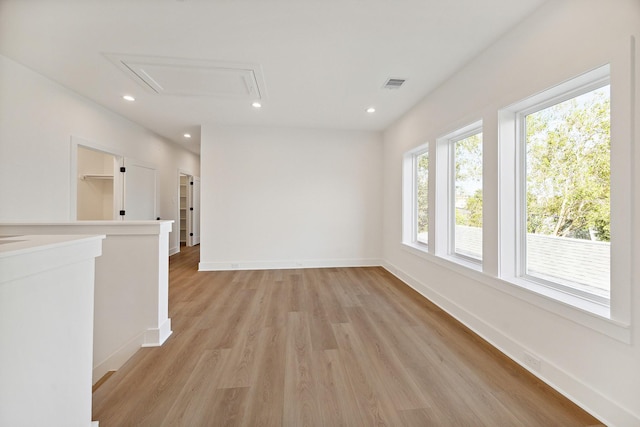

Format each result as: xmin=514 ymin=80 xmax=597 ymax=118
xmin=0 ymin=0 xmax=639 ymax=426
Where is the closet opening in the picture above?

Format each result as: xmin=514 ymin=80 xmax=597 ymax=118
xmin=178 ymin=172 xmax=200 ymax=248
xmin=76 ymin=145 xmax=119 ymax=220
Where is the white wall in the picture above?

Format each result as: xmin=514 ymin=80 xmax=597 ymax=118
xmin=0 ymin=54 xmax=200 ymax=253
xmin=0 ymin=234 xmax=102 ymax=427
xmin=199 ymin=125 xmax=382 ymax=270
xmin=382 ymin=1 xmax=640 ymax=426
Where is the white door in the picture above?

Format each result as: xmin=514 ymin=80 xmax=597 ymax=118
xmin=189 ymin=176 xmax=200 ymax=245
xmin=122 ymin=158 xmax=156 ymax=220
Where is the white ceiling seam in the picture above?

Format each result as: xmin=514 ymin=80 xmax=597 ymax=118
xmin=104 ymin=53 xmax=267 ymax=100
xmin=0 ymin=0 xmax=549 ymax=152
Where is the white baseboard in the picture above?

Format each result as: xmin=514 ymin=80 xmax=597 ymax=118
xmin=142 ymin=318 xmax=173 ymax=347
xmin=169 ymin=246 xmax=180 ymax=256
xmin=92 ymin=320 xmax=173 ymax=384
xmin=381 ymin=260 xmax=639 ymax=427
xmin=198 ymin=258 xmax=381 ymax=271
xmin=92 ymin=332 xmax=144 ymax=384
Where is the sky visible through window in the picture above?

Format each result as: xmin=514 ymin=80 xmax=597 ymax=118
xmin=525 ymin=85 xmax=610 ymax=296
xmin=454 ymin=133 xmax=482 ymax=260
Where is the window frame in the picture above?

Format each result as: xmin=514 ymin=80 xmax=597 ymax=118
xmin=402 ymin=143 xmax=430 ymax=251
xmin=516 ymin=82 xmax=611 ymax=306
xmin=499 ymin=64 xmax=622 ymax=318
xmin=399 ymin=53 xmax=631 ymax=342
xmin=435 ymin=122 xmax=483 ymax=267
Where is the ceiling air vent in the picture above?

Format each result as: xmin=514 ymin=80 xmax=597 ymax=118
xmin=383 ymin=78 xmax=406 ymax=89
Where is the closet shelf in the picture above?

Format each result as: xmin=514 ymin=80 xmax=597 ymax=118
xmin=81 ymin=174 xmax=114 ymax=180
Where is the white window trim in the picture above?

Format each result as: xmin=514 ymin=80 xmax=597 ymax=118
xmin=400 ymin=241 xmax=630 ymax=343
xmin=499 ymin=63 xmax=632 ymax=327
xmin=435 ymin=121 xmax=483 ymax=270
xmin=402 ymin=143 xmax=430 ymax=252
xmin=517 ymin=78 xmax=610 ymax=307
xmin=400 ymin=38 xmax=633 ymax=343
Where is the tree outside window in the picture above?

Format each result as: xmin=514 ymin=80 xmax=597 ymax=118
xmin=524 ymin=85 xmax=610 ymax=294
xmin=416 ymin=151 xmax=429 ymax=244
xmin=454 ymin=132 xmax=482 ymax=260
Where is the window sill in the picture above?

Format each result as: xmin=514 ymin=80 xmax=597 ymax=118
xmin=402 ymin=241 xmax=429 ymax=257
xmin=402 ymin=241 xmax=483 ymax=272
xmin=400 ymin=241 xmax=631 ymax=344
xmin=507 ymin=276 xmax=609 ymax=317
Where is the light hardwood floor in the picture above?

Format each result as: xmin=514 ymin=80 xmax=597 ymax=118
xmin=92 ymin=245 xmax=603 ymax=426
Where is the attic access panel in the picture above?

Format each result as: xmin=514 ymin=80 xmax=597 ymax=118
xmin=105 ymin=54 xmax=266 ymax=99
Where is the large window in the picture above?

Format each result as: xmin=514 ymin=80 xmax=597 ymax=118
xmin=400 ymin=61 xmax=630 ymax=334
xmin=522 ymin=85 xmax=610 ymax=301
xmin=416 ymin=150 xmax=429 ymax=245
xmin=452 ymin=129 xmax=483 ymax=261
xmin=402 ymin=144 xmax=429 ymax=249
xmin=434 ymin=122 xmax=483 ymax=265
xmin=498 ymin=64 xmax=615 ymax=312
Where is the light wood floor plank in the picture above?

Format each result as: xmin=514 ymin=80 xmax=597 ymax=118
xmin=321 ymin=348 xmax=367 ymax=427
xmin=92 ymin=246 xmax=603 ymax=426
xmin=209 ymin=387 xmax=250 ymax=426
xmin=160 ymin=349 xmax=230 ymax=426
xmin=344 ymin=306 xmax=432 ymax=411
xmin=239 ymin=326 xmax=286 ymax=427
xmin=331 ymin=322 xmax=402 ymax=426
xmin=283 ymin=311 xmax=322 ymax=426
xmin=303 ymin=269 xmax=339 ymax=351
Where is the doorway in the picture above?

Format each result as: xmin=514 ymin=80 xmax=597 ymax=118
xmin=72 ymin=137 xmax=157 ymax=221
xmin=178 ymin=173 xmax=200 ymax=247
xmin=77 ymin=145 xmax=118 ymax=220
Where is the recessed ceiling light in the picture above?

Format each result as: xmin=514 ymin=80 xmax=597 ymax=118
xmin=183 ymin=133 xmax=191 ymax=138
xmin=123 ymin=95 xmax=135 ymax=102
xmin=366 ymin=107 xmax=376 ymax=113
xmin=252 ymin=102 xmax=262 ymax=108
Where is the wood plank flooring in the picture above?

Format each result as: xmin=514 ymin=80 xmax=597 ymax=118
xmin=92 ymin=245 xmax=603 ymax=426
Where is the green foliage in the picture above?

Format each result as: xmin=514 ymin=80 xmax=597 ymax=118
xmin=525 ymin=87 xmax=610 ymax=241
xmin=450 ymin=88 xmax=610 ymax=243
xmin=455 ymin=133 xmax=482 ymax=182
xmin=462 ymin=189 xmax=483 ymax=227
xmin=416 ymin=151 xmax=429 ymax=235
xmin=455 ymin=133 xmax=482 ymax=228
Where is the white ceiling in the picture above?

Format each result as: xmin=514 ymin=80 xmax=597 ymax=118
xmin=0 ymin=0 xmax=546 ymax=154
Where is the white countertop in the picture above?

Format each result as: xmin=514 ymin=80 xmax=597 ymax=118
xmin=0 ymin=221 xmax=173 ymax=236
xmin=0 ymin=234 xmax=105 ymax=257
xmin=0 ymin=234 xmax=105 ymax=284
xmin=0 ymin=220 xmax=173 ymax=226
